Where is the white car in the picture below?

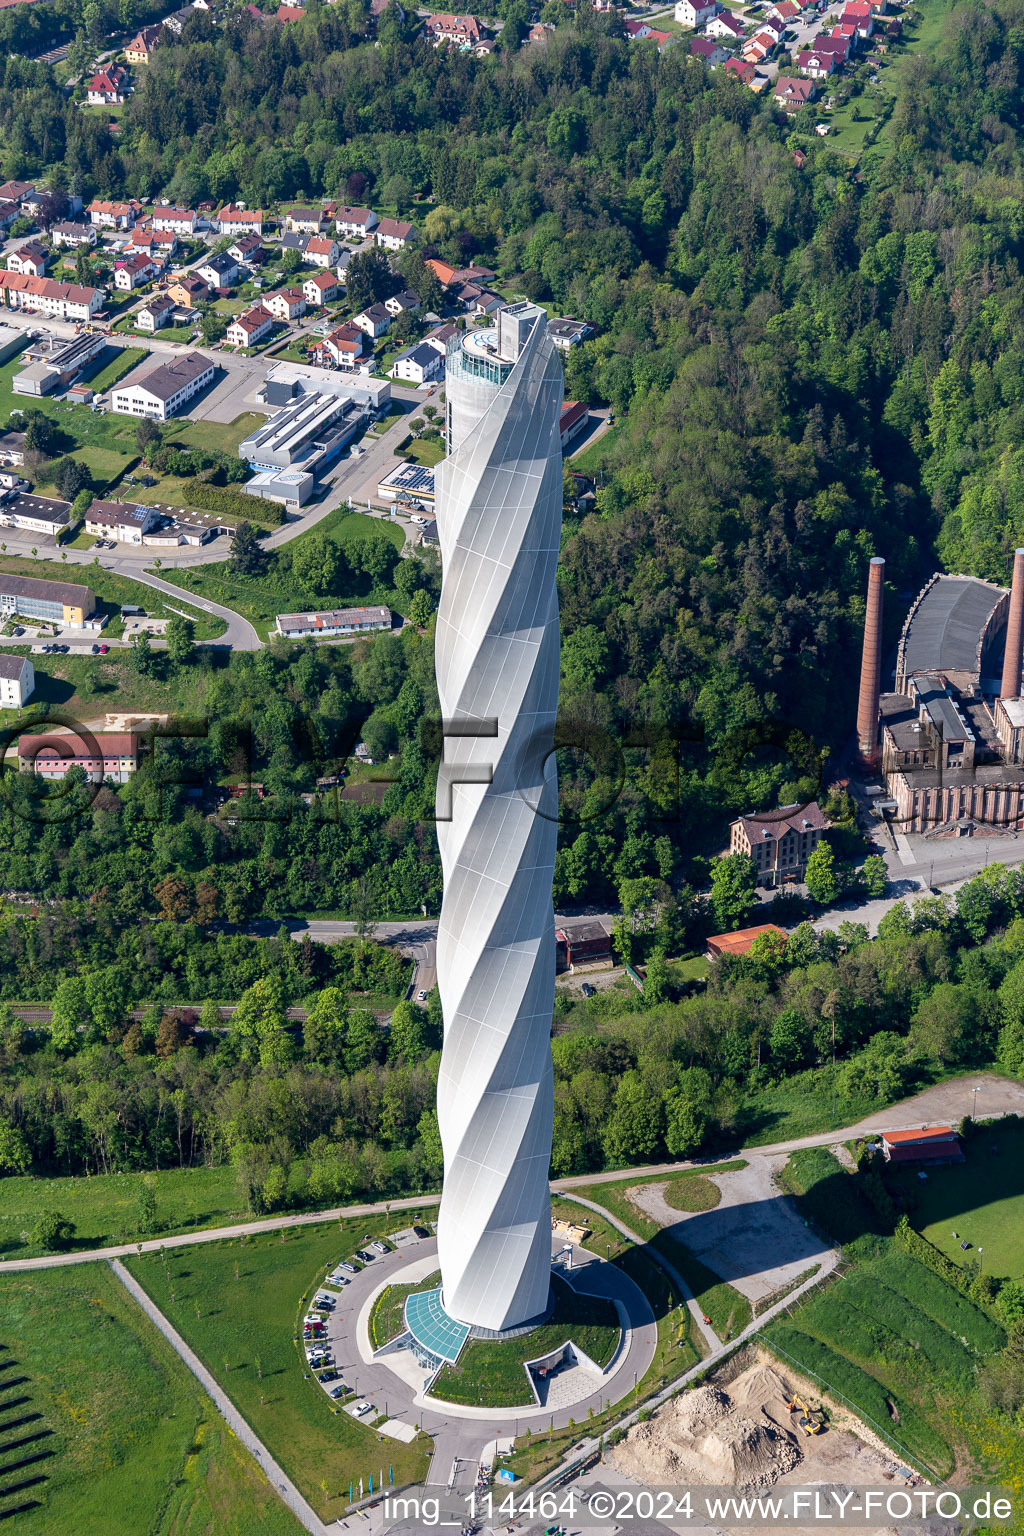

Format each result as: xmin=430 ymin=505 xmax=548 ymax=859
xmin=338 ymin=1261 xmax=359 ymax=1275
xmin=314 ymin=1294 xmax=336 ymax=1309
xmin=353 ymin=1401 xmax=373 ymax=1418
xmin=328 ymin=1271 xmax=350 ymax=1286
xmin=371 ymin=1241 xmax=389 ymax=1254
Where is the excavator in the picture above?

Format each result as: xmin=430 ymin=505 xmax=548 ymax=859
xmin=786 ymin=1395 xmax=826 ymax=1435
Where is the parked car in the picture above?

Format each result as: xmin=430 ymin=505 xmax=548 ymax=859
xmin=98 ymin=643 xmax=109 ymax=654
xmin=329 ymin=1383 xmax=347 ymax=1399
xmin=417 ymin=989 xmax=427 ymax=1002
xmin=355 ymin=1249 xmax=375 ymax=1263
xmin=353 ymin=1401 xmax=373 ymax=1418
xmin=581 ymin=982 xmax=596 ymax=998
xmin=91 ymin=643 xmax=100 ymax=653
xmin=338 ymin=1261 xmax=358 ymax=1275
xmin=371 ymin=1241 xmax=389 ymax=1254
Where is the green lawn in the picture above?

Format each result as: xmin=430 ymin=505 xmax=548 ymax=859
xmin=0 ymin=646 xmax=229 ymax=733
xmin=125 ymin=1221 xmax=431 ymax=1521
xmin=0 ymin=555 xmax=220 ymax=641
xmin=570 ymin=420 xmax=622 ymax=474
xmin=83 ymin=345 xmax=148 ymax=394
xmin=402 ymin=437 xmax=444 ymax=468
xmin=430 ymin=1273 xmax=620 ymax=1408
xmin=0 ymin=1165 xmax=245 ymax=1259
xmin=653 ymin=1232 xmax=753 ymax=1341
xmin=887 ymin=1120 xmax=1024 ymax=1282
xmin=563 ymin=1162 xmax=748 ymax=1243
xmin=661 ymin=1173 xmax=721 ymax=1212
xmin=0 ymin=1264 xmax=305 ymax=1536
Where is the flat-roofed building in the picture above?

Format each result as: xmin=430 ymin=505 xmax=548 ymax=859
xmin=84 ymin=499 xmax=160 ymax=544
xmin=0 ymin=652 xmax=34 ymax=708
xmin=274 ymin=605 xmax=391 ymax=639
xmin=240 ymin=389 xmax=369 ymax=477
xmin=0 ymin=572 xmax=95 ymax=627
xmin=0 ymin=492 xmax=71 ymax=537
xmin=111 ymin=352 xmax=216 ymax=420
xmin=17 ymin=730 xmax=139 ymax=782
xmin=258 ymin=361 xmax=391 ymax=415
xmin=377 ymin=460 xmax=435 ymax=507
xmin=554 ymin=921 xmax=612 ymax=973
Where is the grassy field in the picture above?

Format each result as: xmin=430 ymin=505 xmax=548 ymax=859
xmin=160 ymin=511 xmax=405 ymax=633
xmin=430 ymin=1275 xmax=620 ymax=1408
xmin=0 ymin=555 xmax=220 ymax=640
xmin=887 ymin=1119 xmax=1024 ymax=1282
xmin=563 ymin=1162 xmax=748 ymax=1243
xmin=125 ymin=1221 xmax=430 ymax=1521
xmin=402 ymin=436 xmax=444 ymax=468
xmin=0 ymin=1164 xmax=245 ymax=1259
xmin=0 ymin=1264 xmax=305 ymax=1535
xmin=662 ymin=1173 xmax=721 ymax=1212
xmin=0 ymin=647 xmax=229 ymax=737
xmin=84 ymin=346 xmax=148 ymax=394
xmin=764 ymin=1148 xmax=1008 ymax=1479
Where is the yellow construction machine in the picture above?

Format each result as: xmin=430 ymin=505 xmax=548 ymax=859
xmin=786 ymin=1395 xmax=826 ymax=1434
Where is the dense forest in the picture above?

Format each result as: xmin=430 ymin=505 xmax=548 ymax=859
xmin=2 ymin=862 xmax=1024 ymax=1209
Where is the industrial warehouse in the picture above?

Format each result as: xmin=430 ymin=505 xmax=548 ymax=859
xmin=857 ymin=550 xmax=1024 ymax=833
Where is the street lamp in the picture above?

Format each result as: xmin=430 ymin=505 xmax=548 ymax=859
xmin=972 ymin=1085 xmax=979 ymax=1122
xmin=978 ymin=1248 xmax=984 ymax=1275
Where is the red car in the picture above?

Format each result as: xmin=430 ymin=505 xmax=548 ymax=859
xmin=98 ymin=643 xmax=109 ymax=654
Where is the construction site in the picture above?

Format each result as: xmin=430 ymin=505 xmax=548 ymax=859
xmin=606 ymin=1351 xmax=922 ymax=1534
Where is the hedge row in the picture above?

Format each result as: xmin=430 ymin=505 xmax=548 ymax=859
xmin=877 ymin=1250 xmax=1005 ymax=1355
xmin=894 ymin=1216 xmax=976 ymax=1298
xmin=182 ymin=478 xmax=285 ymax=526
xmin=838 ymin=1271 xmax=976 ymax=1384
xmin=765 ymin=1325 xmax=951 ymax=1474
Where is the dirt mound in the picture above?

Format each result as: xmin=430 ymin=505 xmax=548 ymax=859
xmin=610 ymin=1368 xmax=802 ymax=1491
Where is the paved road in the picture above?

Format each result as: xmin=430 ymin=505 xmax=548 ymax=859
xmin=109 ymin=1259 xmax=331 ymax=1536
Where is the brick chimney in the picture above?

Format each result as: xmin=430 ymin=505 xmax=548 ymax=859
xmin=856 ymin=556 xmax=885 ymax=763
xmin=1001 ymin=547 xmax=1024 ymax=701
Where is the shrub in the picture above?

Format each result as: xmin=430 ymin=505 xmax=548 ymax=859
xmin=182 ymin=478 xmax=285 ymax=526
xmin=894 ymin=1216 xmax=976 ymax=1299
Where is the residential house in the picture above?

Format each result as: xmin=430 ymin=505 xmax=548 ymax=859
xmin=280 ymin=232 xmax=309 ymax=258
xmin=0 ymin=202 xmax=21 ymax=235
xmin=774 ymin=73 xmax=816 ymax=103
xmin=690 ymin=36 xmax=728 ymax=63
xmin=226 ymin=303 xmax=273 ymax=348
xmin=842 ymin=0 xmax=873 ymax=35
xmin=455 ymin=283 xmax=502 ymax=316
xmin=0 ymin=654 xmax=34 ymax=710
xmin=423 ymin=321 xmax=460 ymax=355
xmin=674 ymin=0 xmax=717 ymax=24
xmin=6 ymin=243 xmax=49 ymax=278
xmin=768 ymin=0 xmax=801 ymax=18
xmin=305 ymin=235 xmax=340 ymax=269
xmin=114 ymin=253 xmax=158 ymax=290
xmin=323 ymin=322 xmax=369 ymax=367
xmin=277 ymin=3 xmax=306 ymax=16
xmin=706 ymin=923 xmax=787 ymax=961
xmin=84 ymin=498 xmax=160 ymax=544
xmin=334 ymin=205 xmax=378 ymax=239
xmin=352 ymin=303 xmax=390 ymax=339
xmin=111 ymin=352 xmax=216 ymax=420
xmin=130 ymin=227 xmax=178 ymax=260
xmin=527 ymin=22 xmax=553 ymax=42
xmin=729 ymin=52 xmax=759 ymax=77
xmin=167 ymin=273 xmax=209 ymax=308
xmin=285 ymin=207 xmax=328 ymax=234
xmin=264 ymin=287 xmax=306 ymax=321
xmin=760 ymin=13 xmax=786 ymax=36
xmin=548 ymin=316 xmax=594 ymax=351
xmin=742 ymin=32 xmax=775 ymax=60
xmin=228 ymin=233 xmax=265 ymax=266
xmin=624 ymin=19 xmax=675 ymax=47
xmin=880 ymin=1127 xmax=964 ymax=1166
xmin=374 ymin=218 xmax=416 ymax=251
xmin=369 ymin=0 xmax=405 ymax=24
xmin=216 ymin=205 xmax=265 ymax=236
xmin=136 ymin=293 xmax=176 ymax=331
xmin=423 ymin=258 xmax=495 ymax=287
xmin=391 ymin=342 xmax=443 ymax=385
xmin=0 ymin=181 xmax=35 ymax=206
xmin=0 ymin=273 xmax=104 ymax=322
xmin=125 ymin=23 xmax=162 ymax=62
xmin=87 ymin=199 xmax=139 ymax=228
xmin=832 ymin=20 xmax=859 ymax=44
xmin=196 ymin=251 xmax=238 ymax=289
xmin=302 ymin=272 xmax=338 ymax=306
xmin=705 ymin=10 xmax=744 ymax=38
xmin=384 ymin=289 xmax=420 ymax=318
xmin=87 ymin=66 xmax=131 ymax=105
xmin=811 ymin=33 xmax=850 ymax=61
xmin=51 ymin=221 xmax=97 ymax=249
xmin=424 ymin=12 xmax=483 ymax=48
xmin=151 ymin=206 xmax=197 ymax=236
xmin=796 ymin=49 xmax=835 ymax=76
xmin=472 ymin=37 xmax=495 ymax=54
xmin=729 ymin=801 xmax=828 ymax=887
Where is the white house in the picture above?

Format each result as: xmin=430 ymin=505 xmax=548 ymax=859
xmin=675 ymin=0 xmax=718 ymax=25
xmin=136 ymin=294 xmax=175 ymax=331
xmin=114 ymin=254 xmax=158 ymax=291
xmin=6 ymin=245 xmax=49 ymax=278
xmin=0 ymin=273 xmax=105 ymax=322
xmin=51 ymin=222 xmax=97 ymax=249
xmin=391 ymin=342 xmax=443 ymax=385
xmin=111 ymin=352 xmax=216 ymax=421
xmin=196 ymin=252 xmax=238 ymax=288
xmin=385 ymin=289 xmax=420 ymax=318
xmin=151 ymin=206 xmax=198 ymax=236
xmin=264 ymin=287 xmax=306 ymax=321
xmin=303 ymin=272 xmax=339 ymax=306
xmin=226 ymin=303 xmax=273 ymax=348
xmin=216 ymin=205 xmax=264 ymax=236
xmin=352 ymin=302 xmax=390 ymax=338
xmin=304 ymin=235 xmax=341 ymax=269
xmin=334 ymin=205 xmax=379 ymax=239
xmin=375 ymin=218 xmax=417 ymax=251
xmin=0 ymin=653 xmax=34 ymax=709
xmin=705 ymin=10 xmax=744 ymax=37
xmin=84 ymin=499 xmax=161 ymax=545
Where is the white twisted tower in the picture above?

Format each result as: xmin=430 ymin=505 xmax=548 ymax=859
xmin=433 ymin=304 xmax=564 ymax=1333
